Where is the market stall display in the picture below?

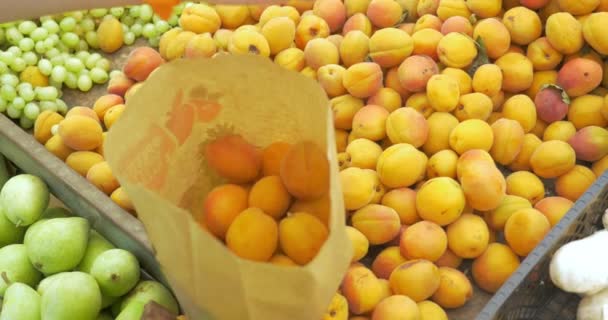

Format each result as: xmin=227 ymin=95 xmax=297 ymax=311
xmin=0 ymin=0 xmax=605 ymax=319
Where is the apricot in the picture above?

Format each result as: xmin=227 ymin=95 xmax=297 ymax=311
xmin=367 ymin=88 xmax=402 ymax=112
xmin=122 ymin=47 xmax=164 ymax=82
xmin=449 ymin=119 xmax=494 ymax=154
xmin=279 ymin=212 xmax=328 ymax=265
xmin=34 ymin=111 xmax=64 ymax=145
xmin=416 ymin=0 xmax=439 ymax=16
xmin=495 ymin=53 xmax=534 ymax=93
xmin=248 ymin=176 xmax=292 ymax=219
xmin=472 ymin=18 xmax=510 ymax=60
xmin=259 ymin=5 xmax=300 ymax=26
xmin=179 ymin=4 xmax=221 ymax=34
xmin=103 ymin=104 xmax=125 ymax=130
xmin=65 ymin=151 xmax=105 ymax=177
xmin=65 ymin=106 xmax=99 ymax=123
xmin=417 ymin=178 xmax=465 ymax=227
xmin=534 ymin=86 xmax=569 ymax=124
xmin=280 ymin=141 xmax=329 ymax=200
xmin=455 ymin=149 xmax=495 ymax=180
xmin=261 ymin=141 xmax=291 ymax=177
xmin=440 ymin=16 xmax=472 ymax=36
xmin=526 ymin=38 xmax=563 ymax=72
xmin=110 ymin=187 xmax=134 ymax=213
xmin=295 ymin=14 xmax=330 ymax=49
xmin=532 ymin=118 xmax=549 ymax=138
xmin=327 ymin=34 xmax=344 ymax=48
xmin=583 ymin=12 xmax=608 ymax=55
xmin=269 ymin=254 xmax=298 ymax=267
xmin=422 ymin=112 xmax=459 ymax=155
xmin=342 ymin=14 xmax=373 ymax=36
xmin=534 ymin=196 xmax=574 ymax=227
xmin=442 ymin=68 xmax=472 ymax=95
xmin=435 ymin=249 xmax=463 ymax=269
xmin=485 ymin=195 xmax=532 ymax=231
xmin=340 ymin=167 xmax=376 ymax=210
xmin=460 ymin=165 xmax=507 ymax=211
xmin=502 ymin=94 xmax=537 ymax=133
xmin=558 ymin=0 xmax=601 ymax=15
xmin=426 ymin=149 xmax=458 ymax=179
xmin=406 ymin=93 xmax=434 ymax=118
xmin=411 ymin=29 xmax=442 ymax=61
xmin=569 ymin=95 xmax=608 ymax=130
xmin=504 ymin=208 xmax=551 ymax=256
xmin=431 ymin=267 xmax=473 ymax=309
xmin=472 ymin=243 xmax=521 ymax=293
xmin=446 ymin=213 xmax=490 ymax=259
xmin=400 ymin=220 xmax=447 ymax=262
xmin=593 ymin=155 xmax=608 ymax=177
xmin=555 ymin=165 xmax=597 ymax=202
xmin=91 ymin=94 xmax=123 ymax=121
xmin=545 ymin=12 xmax=583 ymax=55
xmin=398 ymin=55 xmax=438 ymax=93
xmin=426 ymin=74 xmax=461 ymax=112
xmin=366 ymin=0 xmax=403 ymax=28
xmin=502 ymin=6 xmax=542 ymax=45
xmin=455 ymin=93 xmax=493 ymax=122
xmin=45 ymin=135 xmax=74 ymax=161
xmin=490 ymin=118 xmax=525 ymax=165
xmin=261 ymin=17 xmax=296 ymax=55
xmin=418 ymin=300 xmax=448 ymax=320
xmin=344 ymin=0 xmax=371 ymax=17
xmin=313 ymin=0 xmax=347 ymax=32
xmin=97 ymin=17 xmax=123 ymax=53
xmin=413 ymin=14 xmax=442 ymax=32
xmin=340 ymin=31 xmax=370 ymax=68
xmin=557 ymin=58 xmax=603 ymax=97
xmin=343 ymin=63 xmax=383 ymax=99
xmin=225 ymin=208 xmax=278 ymax=262
xmin=372 ymin=246 xmax=408 ymax=279
xmin=543 ymin=121 xmax=576 ymax=142
xmin=331 ymin=94 xmax=365 ymax=130
xmin=381 ymin=188 xmax=419 ymax=225
xmin=205 ymin=134 xmax=262 ymax=184
xmin=274 ymin=48 xmax=306 ymax=71
xmin=228 ymin=29 xmax=270 ymax=57
xmin=369 ymin=28 xmax=414 ymax=68
xmin=202 ymin=184 xmax=249 ymax=239
xmin=505 ymin=171 xmax=545 ymax=205
xmin=318 ymin=64 xmax=347 ymax=97
xmin=389 ymin=259 xmax=441 ymax=302
xmin=530 ymin=140 xmax=577 ymax=178
xmin=304 ymin=38 xmax=339 ymax=70
xmin=385 ymin=108 xmax=429 ymax=147
xmin=377 ymin=143 xmax=428 ymax=188
xmin=471 ymin=64 xmax=502 ymax=98
xmin=58 ymin=115 xmax=103 ymax=151
xmin=343 ymin=138 xmax=381 ymax=170
xmin=351 ymin=204 xmax=401 ymax=245
xmin=86 ymin=161 xmax=120 ymax=195
xmin=351 ymin=105 xmax=389 ymax=141
xmin=569 ymin=125 xmax=608 ymax=162
xmin=346 ymin=226 xmax=370 ymax=262
xmin=342 ymin=266 xmax=385 ymax=315
xmin=322 ymin=293 xmax=349 ymax=320
xmin=436 ymin=32 xmax=477 ymax=69
xmin=372 ymin=295 xmax=420 ymax=320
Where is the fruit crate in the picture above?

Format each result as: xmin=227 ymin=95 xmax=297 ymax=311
xmin=476 ymin=169 xmax=608 ymax=320
xmin=0 ymin=112 xmax=169 ymax=289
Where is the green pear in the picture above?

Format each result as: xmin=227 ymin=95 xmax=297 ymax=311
xmin=97 ymin=311 xmax=114 ymax=320
xmin=0 ymin=174 xmax=50 ymax=227
xmin=0 ymin=282 xmax=41 ymax=320
xmin=76 ymin=230 xmax=115 ymax=273
xmin=0 ymin=207 xmax=25 ymax=248
xmin=40 ymin=271 xmax=102 ymax=320
xmin=24 ymin=217 xmax=90 ymax=275
xmin=116 ymin=301 xmax=145 ymax=320
xmin=91 ymin=249 xmax=140 ymax=298
xmin=111 ymin=297 xmax=124 ymax=317
xmin=120 ymin=281 xmax=179 ymax=315
xmin=102 ymin=293 xmax=119 ymax=309
xmin=37 ymin=273 xmax=59 ymax=296
xmin=0 ymin=244 xmax=42 ymax=297
xmin=40 ymin=207 xmax=72 ymax=220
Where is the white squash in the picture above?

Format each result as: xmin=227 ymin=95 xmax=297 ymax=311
xmin=550 ymin=230 xmax=608 ymax=296
xmin=577 ymin=287 xmax=608 ymax=320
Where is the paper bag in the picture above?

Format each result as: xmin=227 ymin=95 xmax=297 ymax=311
xmin=104 ymin=55 xmax=352 ymax=320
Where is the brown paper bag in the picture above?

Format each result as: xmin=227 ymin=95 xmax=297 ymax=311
xmin=104 ymin=55 xmax=352 ymax=320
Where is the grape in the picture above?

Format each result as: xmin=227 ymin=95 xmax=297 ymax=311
xmin=77 ymin=40 xmax=89 ymax=52
xmin=18 ymin=21 xmax=37 ymax=35
xmin=39 ymin=100 xmax=58 ymax=112
xmin=0 ymin=29 xmax=5 ymax=45
xmin=0 ymin=97 xmax=7 ymax=113
xmin=22 ymin=52 xmax=38 ymax=66
xmin=0 ymin=62 xmax=7 ymax=74
xmin=148 ymin=36 xmax=160 ymax=48
xmin=36 ymin=86 xmax=59 ymax=101
xmin=18 ymin=38 xmax=34 ymax=52
xmin=79 ymin=69 xmax=89 ymax=77
xmin=37 ymin=58 xmax=53 ymax=76
xmin=142 ymin=23 xmax=156 ymax=38
xmin=130 ymin=24 xmax=143 ymax=37
xmin=64 ymin=72 xmax=78 ymax=89
xmin=17 ymin=82 xmax=32 ymax=92
xmin=6 ymin=105 xmax=21 ymax=119
xmin=48 ymin=33 xmax=60 ymax=43
xmin=50 ymin=55 xmax=64 ymax=66
xmin=10 ymin=58 xmax=26 ymax=72
xmin=96 ymin=59 xmax=111 ymax=72
xmin=7 ymin=46 xmax=22 ymax=57
xmin=34 ymin=41 xmax=47 ymax=54
xmin=61 ymin=32 xmax=79 ymax=48
xmin=0 ymin=51 xmax=15 ymax=65
xmin=124 ymin=32 xmax=135 ymax=45
xmin=12 ymin=97 xmax=25 ymax=110
xmin=42 ymin=20 xmax=60 ymax=34
xmin=48 ymin=78 xmax=63 ymax=93
xmin=174 ymin=2 xmax=186 ymax=15
xmin=109 ymin=70 xmax=123 ymax=79
xmin=111 ymin=7 xmax=125 ymax=17
xmin=75 ymin=51 xmax=90 ymax=63
xmin=121 ymin=15 xmax=135 ymax=27
xmin=20 ymin=116 xmax=34 ymax=129
xmin=129 ymin=6 xmax=140 ymax=18
xmin=85 ymin=31 xmax=99 ymax=48
xmin=140 ymin=5 xmax=154 ymax=22
xmin=65 ymin=57 xmax=84 ymax=73
xmin=24 ymin=102 xmax=40 ymax=120
xmin=1 ymin=85 xmax=16 ymax=101
xmin=85 ymin=53 xmax=102 ymax=69
xmin=80 ymin=18 xmax=95 ymax=32
xmin=5 ymin=28 xmax=23 ymax=45
xmin=1 ymin=74 xmax=19 ymax=87
xmin=45 ymin=48 xmax=60 ymax=60
xmin=168 ymin=15 xmax=179 ymax=27
xmin=67 ymin=10 xmax=85 ymax=21
xmin=77 ymin=74 xmax=93 ymax=92
xmin=59 ymin=17 xmax=76 ymax=32
xmin=31 ymin=28 xmax=49 ymax=43
xmin=19 ymin=87 xmax=36 ymax=102
xmin=90 ymin=67 xmax=109 ymax=84
xmin=73 ymin=25 xmax=84 ymax=37
xmin=121 ymin=23 xmax=129 ymax=34
xmin=89 ymin=8 xmax=108 ymax=18
xmin=55 ymin=99 xmax=68 ymax=114
xmin=155 ymin=20 xmax=170 ymax=34
xmin=152 ymin=15 xmax=161 ymax=24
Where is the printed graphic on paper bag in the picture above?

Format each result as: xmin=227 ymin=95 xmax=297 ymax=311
xmin=165 ymin=86 xmax=223 ymax=145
